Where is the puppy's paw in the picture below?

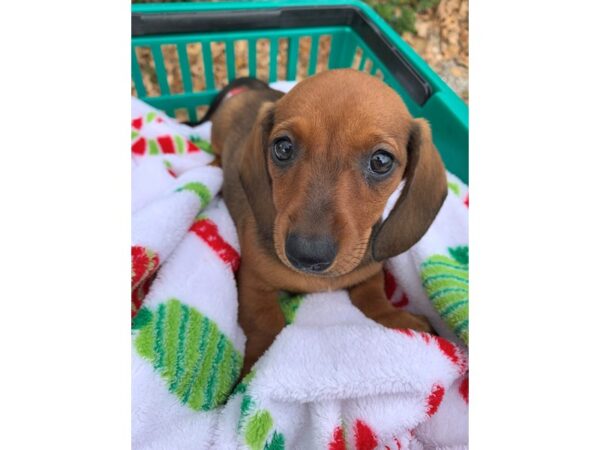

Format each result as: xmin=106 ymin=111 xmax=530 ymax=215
xmin=374 ymin=309 xmax=433 ymax=334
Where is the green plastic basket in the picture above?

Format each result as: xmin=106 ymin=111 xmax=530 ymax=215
xmin=132 ymin=0 xmax=468 ymax=183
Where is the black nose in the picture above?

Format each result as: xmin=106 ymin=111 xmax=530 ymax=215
xmin=285 ymin=233 xmax=337 ymax=273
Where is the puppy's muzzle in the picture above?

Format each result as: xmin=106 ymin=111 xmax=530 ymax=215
xmin=285 ymin=233 xmax=337 ymax=273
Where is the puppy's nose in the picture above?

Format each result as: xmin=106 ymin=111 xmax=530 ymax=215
xmin=285 ymin=233 xmax=337 ymax=273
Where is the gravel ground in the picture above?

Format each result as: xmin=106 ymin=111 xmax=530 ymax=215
xmin=132 ymin=0 xmax=468 ymax=120
xmin=402 ymin=0 xmax=469 ymax=101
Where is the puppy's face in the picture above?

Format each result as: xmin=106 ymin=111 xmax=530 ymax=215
xmin=241 ymin=69 xmax=447 ymax=277
xmin=268 ymin=71 xmax=414 ymax=276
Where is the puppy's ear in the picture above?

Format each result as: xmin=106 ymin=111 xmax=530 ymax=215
xmin=372 ymin=118 xmax=448 ymax=261
xmin=239 ymin=101 xmax=277 ymax=242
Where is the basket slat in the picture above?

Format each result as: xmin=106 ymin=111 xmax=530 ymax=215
xmin=269 ymin=38 xmax=278 ymax=82
xmin=358 ymin=53 xmax=367 ymax=71
xmin=131 ymin=48 xmax=147 ymax=98
xmin=248 ymin=38 xmax=257 ymax=78
xmin=307 ymin=35 xmax=319 ymax=76
xmin=176 ymin=43 xmax=193 ymax=94
xmin=287 ymin=36 xmax=299 ymax=81
xmin=202 ymin=42 xmax=216 ymax=91
xmin=175 ymin=43 xmax=197 ymax=122
xmin=225 ymin=41 xmax=236 ymax=82
xmin=151 ymin=45 xmax=171 ymax=97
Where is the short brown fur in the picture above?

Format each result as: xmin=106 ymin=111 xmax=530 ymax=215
xmin=210 ymin=69 xmax=447 ymax=374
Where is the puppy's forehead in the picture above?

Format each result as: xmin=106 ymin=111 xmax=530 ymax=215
xmin=275 ymin=70 xmax=412 ymax=143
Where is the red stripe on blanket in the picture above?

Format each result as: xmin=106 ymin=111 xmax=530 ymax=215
xmin=393 ymin=330 xmax=466 ymax=374
xmin=426 ymin=384 xmax=445 ymax=416
xmin=187 ymin=140 xmax=200 ymax=153
xmin=131 ymin=246 xmax=160 ymax=318
xmin=131 ymin=117 xmax=142 ymax=130
xmin=384 ymin=269 xmax=396 ymax=299
xmin=393 ymin=293 xmax=409 ymax=308
xmin=464 ymin=193 xmax=469 ymax=207
xmin=459 ymin=376 xmax=469 ymax=403
xmin=157 ymin=135 xmax=175 ymax=154
xmin=132 ymin=137 xmax=146 ymax=155
xmin=431 ymin=335 xmax=465 ymax=371
xmin=395 ymin=437 xmax=402 ymax=449
xmin=131 ymin=246 xmax=159 ymax=289
xmin=383 ymin=270 xmax=410 ymax=307
xmin=354 ymin=420 xmax=377 ymax=450
xmin=328 ymin=426 xmax=346 ymax=450
xmin=190 ymin=218 xmax=240 ymax=272
xmin=394 ymin=328 xmax=414 ymax=337
xmin=131 ymin=272 xmax=156 ymax=318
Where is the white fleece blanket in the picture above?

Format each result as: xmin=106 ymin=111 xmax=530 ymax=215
xmin=131 ymin=85 xmax=469 ymax=450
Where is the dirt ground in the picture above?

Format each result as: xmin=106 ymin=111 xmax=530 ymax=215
xmin=402 ymin=0 xmax=469 ymax=101
xmin=132 ymin=0 xmax=468 ymax=120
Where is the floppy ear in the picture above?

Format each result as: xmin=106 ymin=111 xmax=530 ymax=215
xmin=239 ymin=101 xmax=277 ymax=243
xmin=371 ymin=118 xmax=448 ymax=261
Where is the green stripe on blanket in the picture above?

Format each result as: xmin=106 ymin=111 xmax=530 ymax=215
xmin=421 ymin=246 xmax=469 ymax=345
xmin=245 ymin=410 xmax=273 ymax=450
xmin=235 ymin=370 xmax=286 ymax=450
xmin=238 ymin=395 xmax=286 ymax=450
xmin=278 ymin=293 xmax=304 ymax=325
xmin=134 ymin=299 xmax=242 ymax=411
xmin=176 ymin=182 xmax=212 ymax=208
xmin=189 ymin=135 xmax=214 ymax=155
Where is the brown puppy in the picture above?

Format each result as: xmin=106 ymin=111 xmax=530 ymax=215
xmin=210 ymin=69 xmax=448 ymax=375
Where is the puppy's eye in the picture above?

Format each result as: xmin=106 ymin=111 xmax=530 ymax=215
xmin=272 ymin=137 xmax=294 ymax=162
xmin=369 ymin=150 xmax=394 ymax=175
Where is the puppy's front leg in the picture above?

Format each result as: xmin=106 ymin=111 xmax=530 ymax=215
xmin=349 ymin=269 xmax=432 ymax=333
xmin=237 ymin=263 xmax=286 ymax=377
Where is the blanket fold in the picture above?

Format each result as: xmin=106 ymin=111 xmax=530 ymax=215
xmin=214 ymin=292 xmax=467 ymax=449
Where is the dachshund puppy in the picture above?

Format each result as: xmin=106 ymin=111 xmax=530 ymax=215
xmin=209 ymin=69 xmax=448 ymax=374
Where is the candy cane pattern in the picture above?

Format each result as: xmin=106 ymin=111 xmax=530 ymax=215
xmin=190 ymin=217 xmax=240 ymax=272
xmin=131 ymin=110 xmax=212 ymax=156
